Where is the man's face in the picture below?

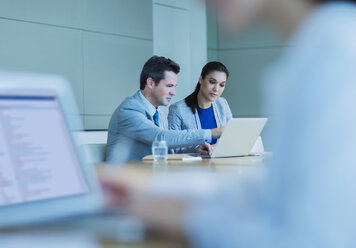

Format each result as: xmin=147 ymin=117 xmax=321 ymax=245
xmin=151 ymin=71 xmax=178 ymax=107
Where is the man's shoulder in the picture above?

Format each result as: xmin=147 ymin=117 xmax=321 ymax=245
xmin=119 ymin=92 xmax=142 ymax=109
xmin=110 ymin=92 xmax=146 ymax=122
xmin=113 ymin=93 xmax=149 ymax=119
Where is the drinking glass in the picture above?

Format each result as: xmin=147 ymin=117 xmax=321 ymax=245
xmin=151 ymin=140 xmax=168 ymax=161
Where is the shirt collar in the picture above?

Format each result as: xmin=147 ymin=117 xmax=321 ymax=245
xmin=138 ymin=90 xmax=157 ymax=117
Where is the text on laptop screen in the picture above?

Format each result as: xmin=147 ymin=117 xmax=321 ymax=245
xmin=0 ymin=93 xmax=89 ymax=207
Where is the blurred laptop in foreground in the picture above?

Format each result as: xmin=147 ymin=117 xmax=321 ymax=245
xmin=0 ymin=72 xmax=143 ymax=241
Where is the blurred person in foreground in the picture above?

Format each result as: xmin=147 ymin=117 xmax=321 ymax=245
xmin=101 ymin=0 xmax=356 ymax=247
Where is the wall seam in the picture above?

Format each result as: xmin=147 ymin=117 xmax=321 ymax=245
xmin=218 ymin=46 xmax=284 ymax=51
xmin=154 ymin=2 xmax=188 ymax=11
xmin=81 ymin=30 xmax=86 ymax=128
xmin=0 ymin=16 xmax=153 ymax=41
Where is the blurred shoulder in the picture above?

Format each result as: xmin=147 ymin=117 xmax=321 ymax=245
xmin=299 ymin=3 xmax=356 ymax=51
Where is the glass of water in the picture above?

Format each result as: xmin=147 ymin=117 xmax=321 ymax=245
xmin=152 ymin=140 xmax=168 ymax=162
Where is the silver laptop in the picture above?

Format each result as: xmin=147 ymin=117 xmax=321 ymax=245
xmin=203 ymin=118 xmax=267 ymax=158
xmin=0 ymin=72 xmax=140 ymax=236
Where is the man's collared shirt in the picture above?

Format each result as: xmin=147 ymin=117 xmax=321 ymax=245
xmin=138 ymin=91 xmax=162 ymax=127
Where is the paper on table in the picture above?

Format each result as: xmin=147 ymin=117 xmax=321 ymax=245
xmin=143 ymin=153 xmax=202 ymax=161
xmin=182 ymin=155 xmax=202 ymax=161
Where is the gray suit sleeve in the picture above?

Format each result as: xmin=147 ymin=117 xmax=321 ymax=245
xmin=117 ymin=107 xmax=210 ymax=149
xmin=223 ymin=98 xmax=233 ymax=123
xmin=168 ymin=103 xmax=198 ymax=153
xmin=168 ymin=104 xmax=183 ymax=130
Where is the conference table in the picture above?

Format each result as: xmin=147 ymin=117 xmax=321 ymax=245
xmin=1 ymin=154 xmax=270 ymax=248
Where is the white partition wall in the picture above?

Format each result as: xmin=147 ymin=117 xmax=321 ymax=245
xmin=218 ymin=25 xmax=283 ymax=117
xmin=82 ymin=0 xmax=153 ymax=129
xmin=83 ymin=32 xmax=152 ymax=129
xmin=153 ymin=2 xmax=191 ymax=103
xmin=207 ymin=10 xmax=219 ymax=62
xmin=153 ymin=0 xmax=207 ymax=108
xmin=0 ymin=0 xmax=83 ymax=27
xmin=0 ymin=0 xmax=208 ymax=130
xmin=0 ymin=0 xmax=153 ymax=130
xmin=189 ymin=0 xmax=208 ymax=92
xmin=0 ymin=0 xmax=285 ymax=151
xmin=207 ymin=14 xmax=284 ymax=117
xmin=207 ymin=14 xmax=285 ymax=149
xmin=0 ymin=19 xmax=84 ymax=112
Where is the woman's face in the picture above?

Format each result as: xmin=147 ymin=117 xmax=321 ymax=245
xmin=207 ymin=0 xmax=267 ymax=31
xmin=199 ymin=71 xmax=227 ymax=103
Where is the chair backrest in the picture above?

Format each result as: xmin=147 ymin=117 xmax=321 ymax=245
xmin=74 ymin=131 xmax=108 ymax=164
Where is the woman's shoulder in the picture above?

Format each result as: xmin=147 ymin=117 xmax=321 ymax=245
xmin=215 ymin=97 xmax=232 ymax=117
xmin=215 ymin=97 xmax=229 ymax=107
xmin=169 ymin=98 xmax=190 ymax=112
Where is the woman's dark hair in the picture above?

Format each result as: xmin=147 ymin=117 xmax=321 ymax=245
xmin=140 ymin=56 xmax=180 ymax=90
xmin=185 ymin=61 xmax=229 ymax=114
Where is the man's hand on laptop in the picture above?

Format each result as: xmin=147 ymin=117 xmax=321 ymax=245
xmin=211 ymin=127 xmax=225 ymax=139
xmin=196 ymin=142 xmax=213 ymax=155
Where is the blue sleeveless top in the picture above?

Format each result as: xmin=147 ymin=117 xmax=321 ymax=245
xmin=198 ymin=106 xmax=217 ymax=144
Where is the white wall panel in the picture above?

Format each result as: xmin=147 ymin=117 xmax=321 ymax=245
xmin=189 ymin=0 xmax=207 ymax=88
xmin=84 ymin=115 xmax=111 ymax=130
xmin=219 ymin=48 xmax=282 ymax=116
xmin=218 ymin=24 xmax=284 ymax=49
xmin=0 ymin=19 xmax=84 ymax=113
xmin=83 ymin=32 xmax=152 ymax=118
xmin=0 ymin=0 xmax=153 ymax=39
xmin=208 ymin=49 xmax=218 ymax=61
xmin=81 ymin=0 xmax=152 ymax=39
xmin=153 ymin=4 xmax=191 ymax=103
xmin=154 ymin=0 xmax=189 ymax=10
xmin=207 ymin=10 xmax=218 ymax=50
xmin=0 ymin=0 xmax=154 ymax=129
xmin=0 ymin=0 xmax=82 ymax=28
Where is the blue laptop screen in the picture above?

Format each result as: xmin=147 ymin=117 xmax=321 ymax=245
xmin=0 ymin=93 xmax=89 ymax=206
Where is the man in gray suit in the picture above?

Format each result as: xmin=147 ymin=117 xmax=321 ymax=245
xmin=106 ymin=56 xmax=223 ymax=162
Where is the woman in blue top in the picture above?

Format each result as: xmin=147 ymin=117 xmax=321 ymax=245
xmin=168 ymin=61 xmax=232 ymax=148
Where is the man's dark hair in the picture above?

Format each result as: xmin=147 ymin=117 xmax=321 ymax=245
xmin=140 ymin=56 xmax=180 ymax=90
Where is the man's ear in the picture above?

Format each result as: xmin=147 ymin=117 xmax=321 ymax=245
xmin=146 ymin=77 xmax=155 ymax=89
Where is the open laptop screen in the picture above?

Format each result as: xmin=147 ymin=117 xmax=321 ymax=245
xmin=0 ymin=92 xmax=89 ymax=207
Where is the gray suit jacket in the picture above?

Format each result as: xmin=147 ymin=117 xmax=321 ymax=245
xmin=106 ymin=91 xmax=211 ymax=162
xmin=168 ymin=97 xmax=232 ymax=152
